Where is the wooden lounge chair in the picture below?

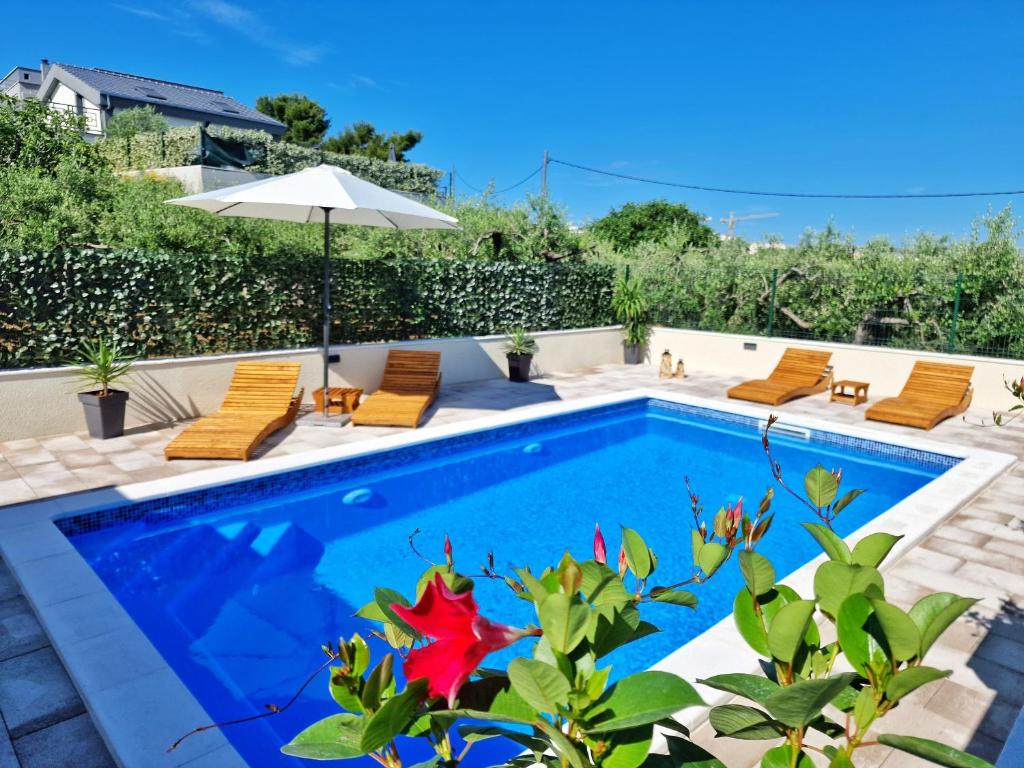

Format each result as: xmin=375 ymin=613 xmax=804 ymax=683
xmin=865 ymin=361 xmax=973 ymax=430
xmin=164 ymin=362 xmax=303 ymax=461
xmin=727 ymin=348 xmax=834 ymax=406
xmin=351 ymin=350 xmax=441 ymax=428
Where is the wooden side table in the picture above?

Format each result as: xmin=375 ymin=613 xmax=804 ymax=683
xmin=830 ymin=379 xmax=869 ymax=406
xmin=312 ymin=387 xmax=363 ymax=415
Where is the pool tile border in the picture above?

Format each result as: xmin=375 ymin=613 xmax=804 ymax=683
xmin=0 ymin=388 xmax=1014 ymax=768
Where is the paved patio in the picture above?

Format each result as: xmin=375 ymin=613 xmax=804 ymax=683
xmin=0 ymin=364 xmax=1021 ymax=767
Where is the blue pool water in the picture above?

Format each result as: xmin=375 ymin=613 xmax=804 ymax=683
xmin=63 ymin=399 xmax=955 ymax=767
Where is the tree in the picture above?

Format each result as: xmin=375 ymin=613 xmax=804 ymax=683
xmin=0 ymin=94 xmax=112 ymax=250
xmin=590 ymin=199 xmax=716 ymax=251
xmin=0 ymin=94 xmax=105 ymax=174
xmin=105 ymin=105 xmax=169 ymax=139
xmin=255 ymin=93 xmax=329 ymax=145
xmin=323 ymin=121 xmax=422 ymax=161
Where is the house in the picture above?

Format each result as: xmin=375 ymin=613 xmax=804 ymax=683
xmin=3 ymin=59 xmax=286 ymax=139
xmin=1 ymin=66 xmax=41 ymax=99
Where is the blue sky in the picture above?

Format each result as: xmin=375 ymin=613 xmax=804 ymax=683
xmin=9 ymin=1 xmax=1024 ymax=242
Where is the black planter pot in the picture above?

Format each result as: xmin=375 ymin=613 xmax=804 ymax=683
xmin=623 ymin=343 xmax=644 ymax=365
xmin=78 ymin=390 xmax=129 ymax=439
xmin=506 ymin=353 xmax=533 ymax=382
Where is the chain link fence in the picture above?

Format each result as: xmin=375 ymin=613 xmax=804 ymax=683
xmin=645 ymin=265 xmax=1024 ymax=361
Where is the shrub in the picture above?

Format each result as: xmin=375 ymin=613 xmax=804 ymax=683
xmin=0 ymin=249 xmax=614 ymax=368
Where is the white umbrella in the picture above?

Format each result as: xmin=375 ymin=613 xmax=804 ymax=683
xmin=167 ymin=164 xmax=458 ymax=423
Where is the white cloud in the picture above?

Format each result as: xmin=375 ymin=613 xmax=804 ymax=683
xmin=187 ymin=0 xmax=329 ymax=65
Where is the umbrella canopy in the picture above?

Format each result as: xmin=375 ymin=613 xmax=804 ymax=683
xmin=167 ymin=163 xmax=459 ymax=229
xmin=166 ymin=164 xmax=458 ymax=423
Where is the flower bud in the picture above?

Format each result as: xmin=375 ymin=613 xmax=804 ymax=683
xmin=593 ymin=523 xmax=608 ymax=564
xmin=444 ymin=534 xmax=453 ymax=567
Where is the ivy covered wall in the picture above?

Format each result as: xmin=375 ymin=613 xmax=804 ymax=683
xmin=0 ymin=249 xmax=615 ymax=368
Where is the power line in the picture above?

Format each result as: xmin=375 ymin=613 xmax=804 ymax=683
xmin=455 ymin=165 xmax=544 ymax=196
xmin=549 ymin=158 xmax=1024 ymax=199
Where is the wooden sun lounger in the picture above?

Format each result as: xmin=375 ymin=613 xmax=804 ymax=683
xmin=727 ymin=347 xmax=834 ymax=406
xmin=865 ymin=361 xmax=973 ymax=430
xmin=164 ymin=362 xmax=303 ymax=461
xmin=351 ymin=350 xmax=441 ymax=429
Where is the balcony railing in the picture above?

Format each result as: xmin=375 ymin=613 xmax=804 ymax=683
xmin=48 ymin=102 xmax=103 ymax=134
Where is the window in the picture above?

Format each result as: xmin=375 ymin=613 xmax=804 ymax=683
xmin=134 ymin=85 xmax=167 ymax=100
xmin=210 ymin=98 xmax=241 ymax=114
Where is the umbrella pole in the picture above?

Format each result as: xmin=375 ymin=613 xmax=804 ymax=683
xmin=321 ymin=207 xmax=332 ymax=424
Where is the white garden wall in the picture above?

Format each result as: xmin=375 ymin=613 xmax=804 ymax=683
xmin=3 ymin=326 xmax=1020 ymax=441
xmin=650 ymin=327 xmax=1024 ymax=417
xmin=0 ymin=327 xmax=624 ymax=441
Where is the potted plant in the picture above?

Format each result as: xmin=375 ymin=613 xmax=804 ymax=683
xmin=74 ymin=339 xmax=136 ymax=439
xmin=504 ymin=328 xmax=537 ymax=382
xmin=611 ymin=272 xmax=649 ymax=364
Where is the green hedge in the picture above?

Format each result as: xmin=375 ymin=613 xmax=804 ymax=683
xmin=95 ymin=125 xmax=444 ymax=197
xmin=0 ymin=249 xmax=614 ymax=368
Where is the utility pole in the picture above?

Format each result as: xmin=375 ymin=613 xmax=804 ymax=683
xmin=541 ymin=149 xmax=549 ymax=199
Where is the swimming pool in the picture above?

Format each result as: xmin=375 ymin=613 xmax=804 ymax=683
xmin=57 ymin=396 xmax=958 ymax=767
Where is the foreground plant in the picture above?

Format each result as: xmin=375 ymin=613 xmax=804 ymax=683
xmin=73 ymin=338 xmax=135 ymax=396
xmin=174 ymin=421 xmax=991 ymax=767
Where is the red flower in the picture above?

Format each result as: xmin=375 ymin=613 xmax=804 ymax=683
xmin=391 ymin=574 xmax=537 ymax=706
xmin=593 ymin=523 xmax=607 ymax=564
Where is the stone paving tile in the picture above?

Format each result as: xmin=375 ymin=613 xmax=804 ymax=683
xmin=59 ymin=449 xmax=110 ymax=469
xmin=0 ymin=596 xmax=48 ymax=661
xmin=38 ymin=434 xmax=90 ymax=453
xmin=924 ymin=535 xmax=1024 ymax=575
xmin=0 ymin=646 xmax=86 ymax=739
xmin=4 ymin=448 xmax=56 ymax=469
xmin=13 ymin=713 xmax=116 ymax=768
xmin=0 ymin=478 xmax=36 ymax=505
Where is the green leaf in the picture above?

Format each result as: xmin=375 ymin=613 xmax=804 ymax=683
xmin=580 ymin=561 xmax=631 ymax=607
xmin=762 ymin=674 xmax=858 ymax=728
xmin=535 ymin=719 xmax=588 ymax=768
xmin=641 ymin=736 xmax=726 ymax=768
xmin=852 ymin=687 xmax=876 ymax=731
xmin=707 ymin=704 xmax=784 ymax=740
xmin=908 ymin=593 xmax=978 ymax=657
xmin=349 ymin=634 xmax=370 ymax=676
xmin=767 ymin=600 xmax=816 ymax=664
xmin=650 ymin=588 xmax=698 ymax=608
xmin=621 ymin=527 xmax=654 ymax=579
xmin=813 ymin=561 xmax=884 ymax=618
xmin=885 ymin=666 xmax=951 ymax=702
xmin=801 ymin=522 xmax=852 ymax=563
xmin=360 ymin=654 xmax=393 ymax=711
xmin=507 ymin=658 xmax=570 ymax=715
xmin=373 ymin=587 xmax=420 ymax=639
xmin=869 ymin=599 xmax=921 ymax=662
xmin=329 ymin=667 xmax=364 ymax=713
xmin=698 ymin=542 xmax=729 ymax=578
xmin=851 ymin=532 xmax=903 ymax=568
xmin=831 ymin=488 xmax=866 ymax=518
xmin=487 ymin=682 xmax=538 ymax=721
xmin=600 ymin=725 xmax=654 ymax=768
xmin=828 ymin=752 xmax=856 ymax=768
xmin=804 ymin=465 xmax=839 ymax=508
xmin=836 ymin=593 xmax=874 ymax=676
xmin=590 ymin=605 xmax=658 ymax=658
xmin=877 ymin=735 xmax=995 ymax=768
xmin=761 ymin=744 xmax=815 ymax=768
xmin=457 ymin=725 xmax=548 ymax=751
xmin=696 ymin=673 xmax=781 ymax=705
xmin=282 ymin=713 xmax=367 ymax=760
xmin=359 ymin=678 xmax=427 ymax=752
xmin=584 ymin=671 xmax=704 ymax=733
xmin=538 ymin=593 xmax=591 ymax=654
xmin=739 ymin=551 xmax=776 ymax=596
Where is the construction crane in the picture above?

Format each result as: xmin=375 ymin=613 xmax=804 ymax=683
xmin=720 ymin=210 xmax=780 ymax=238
